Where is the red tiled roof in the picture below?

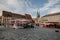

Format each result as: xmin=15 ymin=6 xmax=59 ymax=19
xmin=3 ymin=11 xmax=24 ymax=16
xmin=42 ymin=12 xmax=60 ymax=17
xmin=2 ymin=11 xmax=32 ymax=20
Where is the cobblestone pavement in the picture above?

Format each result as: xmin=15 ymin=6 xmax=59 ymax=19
xmin=0 ymin=26 xmax=60 ymax=40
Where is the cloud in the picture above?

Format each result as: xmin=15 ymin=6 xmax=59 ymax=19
xmin=7 ymin=0 xmax=27 ymax=13
xmin=7 ymin=0 xmax=18 ymax=5
xmin=0 ymin=3 xmax=11 ymax=16
xmin=27 ymin=8 xmax=37 ymax=13
xmin=47 ymin=5 xmax=60 ymax=13
xmin=0 ymin=4 xmax=10 ymax=11
xmin=40 ymin=0 xmax=60 ymax=12
xmin=26 ymin=0 xmax=60 ymax=17
xmin=0 ymin=0 xmax=30 ymax=13
xmin=38 ymin=0 xmax=60 ymax=17
xmin=0 ymin=0 xmax=37 ymax=17
xmin=26 ymin=8 xmax=39 ymax=18
xmin=0 ymin=0 xmax=60 ymax=18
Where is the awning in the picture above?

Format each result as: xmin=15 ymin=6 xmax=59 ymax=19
xmin=9 ymin=19 xmax=32 ymax=22
xmin=44 ymin=21 xmax=60 ymax=23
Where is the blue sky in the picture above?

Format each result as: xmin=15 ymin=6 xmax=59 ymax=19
xmin=0 ymin=0 xmax=60 ymax=18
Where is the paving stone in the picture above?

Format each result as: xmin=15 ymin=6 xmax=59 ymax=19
xmin=0 ymin=26 xmax=60 ymax=40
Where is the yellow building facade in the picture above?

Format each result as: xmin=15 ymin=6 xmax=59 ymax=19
xmin=41 ymin=12 xmax=60 ymax=26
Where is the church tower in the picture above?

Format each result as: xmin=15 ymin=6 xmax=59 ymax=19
xmin=35 ymin=10 xmax=40 ymax=23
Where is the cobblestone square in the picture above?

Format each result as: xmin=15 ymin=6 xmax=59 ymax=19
xmin=0 ymin=26 xmax=60 ymax=40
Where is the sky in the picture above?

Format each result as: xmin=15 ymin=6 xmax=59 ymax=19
xmin=0 ymin=0 xmax=60 ymax=18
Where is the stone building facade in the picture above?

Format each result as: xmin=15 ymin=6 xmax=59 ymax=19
xmin=0 ymin=11 xmax=33 ymax=27
xmin=41 ymin=12 xmax=60 ymax=26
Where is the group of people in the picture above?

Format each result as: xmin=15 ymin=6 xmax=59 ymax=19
xmin=23 ymin=22 xmax=34 ymax=28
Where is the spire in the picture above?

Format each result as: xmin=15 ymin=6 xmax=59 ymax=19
xmin=35 ymin=9 xmax=40 ymax=23
xmin=37 ymin=10 xmax=40 ymax=18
